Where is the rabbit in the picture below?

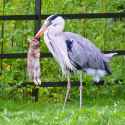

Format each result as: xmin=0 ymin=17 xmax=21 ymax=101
xmin=27 ymin=37 xmax=41 ymax=85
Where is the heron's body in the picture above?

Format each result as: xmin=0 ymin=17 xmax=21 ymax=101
xmin=33 ymin=15 xmax=116 ymax=108
xmin=44 ymin=29 xmax=111 ymax=82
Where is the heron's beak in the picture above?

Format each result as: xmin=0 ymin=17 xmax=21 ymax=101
xmin=35 ymin=24 xmax=48 ymax=39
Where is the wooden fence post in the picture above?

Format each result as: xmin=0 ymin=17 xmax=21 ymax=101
xmin=32 ymin=87 xmax=39 ymax=102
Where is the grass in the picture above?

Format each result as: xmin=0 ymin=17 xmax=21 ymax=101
xmin=0 ymin=85 xmax=125 ymax=125
xmin=0 ymin=0 xmax=125 ymax=124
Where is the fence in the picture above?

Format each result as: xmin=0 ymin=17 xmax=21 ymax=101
xmin=0 ymin=0 xmax=125 ymax=101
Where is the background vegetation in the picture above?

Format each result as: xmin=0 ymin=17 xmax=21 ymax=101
xmin=0 ymin=0 xmax=125 ymax=124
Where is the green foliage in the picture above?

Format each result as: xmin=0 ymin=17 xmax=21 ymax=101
xmin=0 ymin=0 xmax=125 ymax=84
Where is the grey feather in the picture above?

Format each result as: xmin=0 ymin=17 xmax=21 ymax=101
xmin=64 ymin=32 xmax=110 ymax=74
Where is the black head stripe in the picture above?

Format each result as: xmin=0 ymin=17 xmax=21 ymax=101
xmin=48 ymin=15 xmax=59 ymax=21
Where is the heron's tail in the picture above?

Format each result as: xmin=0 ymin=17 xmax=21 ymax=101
xmin=103 ymin=52 xmax=117 ymax=62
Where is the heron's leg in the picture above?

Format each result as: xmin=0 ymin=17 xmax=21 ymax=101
xmin=63 ymin=74 xmax=71 ymax=108
xmin=79 ymin=72 xmax=83 ymax=109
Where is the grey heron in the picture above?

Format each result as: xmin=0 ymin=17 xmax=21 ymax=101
xmin=34 ymin=15 xmax=116 ymax=108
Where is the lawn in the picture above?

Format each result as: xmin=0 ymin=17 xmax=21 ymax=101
xmin=0 ymin=85 xmax=125 ymax=125
xmin=0 ymin=0 xmax=125 ymax=124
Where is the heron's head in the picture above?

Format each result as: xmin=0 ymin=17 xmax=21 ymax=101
xmin=35 ymin=15 xmax=65 ymax=38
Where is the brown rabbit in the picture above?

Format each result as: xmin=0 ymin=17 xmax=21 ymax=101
xmin=27 ymin=37 xmax=41 ymax=85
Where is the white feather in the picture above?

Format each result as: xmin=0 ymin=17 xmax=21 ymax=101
xmin=103 ymin=53 xmax=117 ymax=62
xmin=85 ymin=68 xmax=106 ymax=82
xmin=44 ymin=30 xmax=75 ymax=75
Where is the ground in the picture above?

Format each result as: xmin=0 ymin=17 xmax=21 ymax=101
xmin=0 ymin=0 xmax=125 ymax=124
xmin=0 ymin=85 xmax=125 ymax=125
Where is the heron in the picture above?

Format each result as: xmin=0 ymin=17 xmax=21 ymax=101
xmin=33 ymin=15 xmax=116 ymax=108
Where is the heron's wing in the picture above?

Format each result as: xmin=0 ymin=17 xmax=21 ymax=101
xmin=64 ymin=32 xmax=111 ymax=73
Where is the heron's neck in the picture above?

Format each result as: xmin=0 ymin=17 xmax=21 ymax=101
xmin=46 ymin=25 xmax=64 ymax=35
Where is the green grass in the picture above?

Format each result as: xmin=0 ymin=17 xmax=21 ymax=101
xmin=0 ymin=85 xmax=125 ymax=125
xmin=0 ymin=1 xmax=125 ymax=124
